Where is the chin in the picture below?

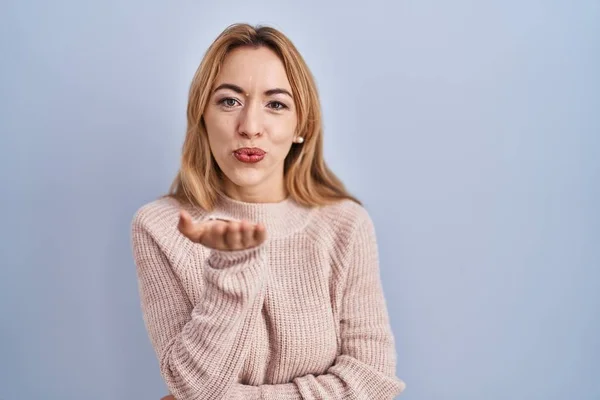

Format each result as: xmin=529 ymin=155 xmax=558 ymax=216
xmin=226 ymin=168 xmax=267 ymax=188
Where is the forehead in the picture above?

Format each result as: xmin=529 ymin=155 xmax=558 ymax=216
xmin=217 ymin=46 xmax=291 ymax=90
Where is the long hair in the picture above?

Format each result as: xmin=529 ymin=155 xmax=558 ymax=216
xmin=166 ymin=23 xmax=361 ymax=210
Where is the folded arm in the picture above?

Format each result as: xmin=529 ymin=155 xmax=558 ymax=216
xmin=233 ymin=213 xmax=406 ymax=399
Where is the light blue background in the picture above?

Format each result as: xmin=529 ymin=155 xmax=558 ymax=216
xmin=1 ymin=1 xmax=598 ymax=399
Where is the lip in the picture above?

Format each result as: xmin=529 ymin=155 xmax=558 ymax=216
xmin=234 ymin=147 xmax=266 ymax=155
xmin=233 ymin=147 xmax=266 ymax=164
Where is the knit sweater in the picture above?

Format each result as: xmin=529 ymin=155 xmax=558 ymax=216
xmin=130 ymin=192 xmax=406 ymax=400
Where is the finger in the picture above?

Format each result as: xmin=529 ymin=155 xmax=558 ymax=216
xmin=210 ymin=221 xmax=228 ymax=249
xmin=177 ymin=210 xmax=191 ymax=233
xmin=178 ymin=210 xmax=205 ymax=242
xmin=240 ymin=220 xmax=254 ymax=248
xmin=253 ymin=222 xmax=267 ymax=245
xmin=224 ymin=221 xmax=242 ymax=250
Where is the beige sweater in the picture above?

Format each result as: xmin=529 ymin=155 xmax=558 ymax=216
xmin=130 ymin=193 xmax=406 ymax=399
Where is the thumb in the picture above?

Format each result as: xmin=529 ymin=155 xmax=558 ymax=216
xmin=178 ymin=209 xmax=193 ymax=234
xmin=178 ymin=210 xmax=206 ymax=242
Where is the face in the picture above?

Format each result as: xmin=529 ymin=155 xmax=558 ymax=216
xmin=203 ymin=46 xmax=299 ymax=202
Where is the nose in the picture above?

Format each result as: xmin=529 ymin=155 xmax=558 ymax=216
xmin=238 ymin=102 xmax=263 ymax=139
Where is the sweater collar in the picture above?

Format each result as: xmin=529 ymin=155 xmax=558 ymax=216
xmin=211 ymin=192 xmax=313 ymax=238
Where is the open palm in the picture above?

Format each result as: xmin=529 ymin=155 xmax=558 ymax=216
xmin=178 ymin=210 xmax=267 ymax=251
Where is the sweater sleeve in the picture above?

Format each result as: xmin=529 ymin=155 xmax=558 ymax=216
xmin=131 ymin=214 xmax=265 ymax=400
xmin=230 ymin=212 xmax=406 ymax=399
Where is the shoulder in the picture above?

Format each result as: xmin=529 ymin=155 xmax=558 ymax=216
xmin=130 ymin=196 xmax=208 ymax=260
xmin=304 ymin=199 xmax=380 ymax=276
xmin=316 ymin=198 xmax=373 ymax=229
xmin=132 ymin=196 xmax=179 ymax=234
xmin=132 ymin=196 xmax=206 ymax=235
xmin=306 ymin=198 xmax=375 ymax=246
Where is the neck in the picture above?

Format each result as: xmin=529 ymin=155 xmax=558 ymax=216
xmin=222 ymin=176 xmax=286 ymax=204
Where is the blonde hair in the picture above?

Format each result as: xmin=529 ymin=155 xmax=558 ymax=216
xmin=166 ymin=23 xmax=361 ymax=210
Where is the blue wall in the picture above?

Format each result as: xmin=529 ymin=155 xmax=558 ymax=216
xmin=1 ymin=1 xmax=598 ymax=399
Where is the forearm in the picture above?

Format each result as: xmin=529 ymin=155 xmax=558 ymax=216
xmin=233 ymin=354 xmax=404 ymax=400
xmin=158 ymin=247 xmax=267 ymax=399
xmin=132 ymin=214 xmax=268 ymax=400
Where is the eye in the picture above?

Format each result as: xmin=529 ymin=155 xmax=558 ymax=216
xmin=267 ymin=101 xmax=288 ymax=111
xmin=218 ymin=98 xmax=241 ymax=108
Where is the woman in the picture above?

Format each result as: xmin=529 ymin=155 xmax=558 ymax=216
xmin=131 ymin=23 xmax=406 ymax=400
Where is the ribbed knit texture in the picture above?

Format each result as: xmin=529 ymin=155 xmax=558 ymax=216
xmin=130 ymin=192 xmax=406 ymax=400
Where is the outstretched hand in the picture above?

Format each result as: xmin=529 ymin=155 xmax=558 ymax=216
xmin=178 ymin=210 xmax=267 ymax=251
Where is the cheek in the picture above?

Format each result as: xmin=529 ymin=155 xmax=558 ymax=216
xmin=267 ymin=116 xmax=297 ymax=145
xmin=204 ymin=113 xmax=236 ymax=150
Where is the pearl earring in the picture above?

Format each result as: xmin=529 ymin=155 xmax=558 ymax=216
xmin=296 ymin=137 xmax=304 ymax=143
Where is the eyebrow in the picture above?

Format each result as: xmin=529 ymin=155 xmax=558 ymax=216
xmin=213 ymin=83 xmax=293 ymax=98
